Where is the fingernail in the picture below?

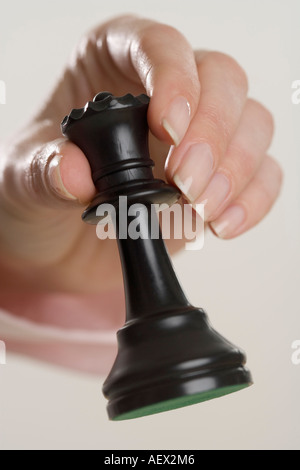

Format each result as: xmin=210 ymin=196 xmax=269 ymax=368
xmin=162 ymin=96 xmax=191 ymax=146
xmin=210 ymin=205 xmax=246 ymax=238
xmin=197 ymin=172 xmax=231 ymax=220
xmin=48 ymin=155 xmax=77 ymax=201
xmin=173 ymin=143 xmax=214 ymax=202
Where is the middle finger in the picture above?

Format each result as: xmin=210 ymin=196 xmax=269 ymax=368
xmin=166 ymin=50 xmax=249 ymax=202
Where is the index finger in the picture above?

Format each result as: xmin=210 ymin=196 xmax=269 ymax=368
xmin=103 ymin=15 xmax=201 ymax=144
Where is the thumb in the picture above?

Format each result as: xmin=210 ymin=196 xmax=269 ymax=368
xmin=8 ymin=138 xmax=96 ymax=212
xmin=45 ymin=139 xmax=96 ymax=205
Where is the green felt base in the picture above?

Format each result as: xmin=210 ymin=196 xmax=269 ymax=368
xmin=113 ymin=384 xmax=250 ymax=421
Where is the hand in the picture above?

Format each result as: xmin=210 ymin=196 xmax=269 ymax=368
xmin=0 ymin=16 xmax=282 ymax=341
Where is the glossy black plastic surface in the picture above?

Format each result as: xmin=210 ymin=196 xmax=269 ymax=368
xmin=62 ymin=92 xmax=180 ymax=223
xmin=61 ymin=93 xmax=253 ymax=421
xmin=104 ymin=206 xmax=252 ymax=420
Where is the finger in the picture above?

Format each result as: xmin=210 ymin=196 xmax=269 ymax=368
xmin=166 ymin=51 xmax=249 ymax=201
xmin=49 ymin=141 xmax=96 ymax=204
xmin=209 ymin=155 xmax=283 ymax=239
xmin=194 ymin=99 xmax=275 ymax=221
xmin=3 ymin=138 xmax=96 ymax=215
xmin=101 ymin=15 xmax=201 ymax=145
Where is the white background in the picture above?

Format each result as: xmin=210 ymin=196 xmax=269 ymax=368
xmin=0 ymin=0 xmax=299 ymax=450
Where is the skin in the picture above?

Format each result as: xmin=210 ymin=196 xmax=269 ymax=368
xmin=0 ymin=16 xmax=282 ymax=363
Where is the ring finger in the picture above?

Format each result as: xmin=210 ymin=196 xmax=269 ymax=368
xmin=195 ymin=98 xmax=275 ymax=221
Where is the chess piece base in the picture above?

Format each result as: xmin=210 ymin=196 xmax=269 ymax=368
xmin=103 ymin=307 xmax=252 ymax=421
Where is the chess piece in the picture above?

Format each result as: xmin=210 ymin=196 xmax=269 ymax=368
xmin=61 ymin=92 xmax=253 ymax=421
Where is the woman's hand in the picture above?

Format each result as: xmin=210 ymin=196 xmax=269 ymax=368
xmin=0 ymin=15 xmax=282 ymax=315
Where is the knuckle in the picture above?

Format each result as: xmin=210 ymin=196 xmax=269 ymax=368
xmin=231 ymin=145 xmax=259 ymax=180
xmin=135 ymin=23 xmax=200 ymax=105
xmin=74 ymin=32 xmax=98 ymax=67
xmin=80 ymin=33 xmax=95 ymax=56
xmin=267 ymin=156 xmax=284 ymax=185
xmin=255 ymin=156 xmax=283 ymax=204
xmin=142 ymin=22 xmax=186 ymax=46
xmin=248 ymin=99 xmax=275 ymax=137
xmin=204 ymin=51 xmax=249 ymax=93
xmin=201 ymin=103 xmax=231 ymax=141
xmin=136 ymin=22 xmax=193 ymax=67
